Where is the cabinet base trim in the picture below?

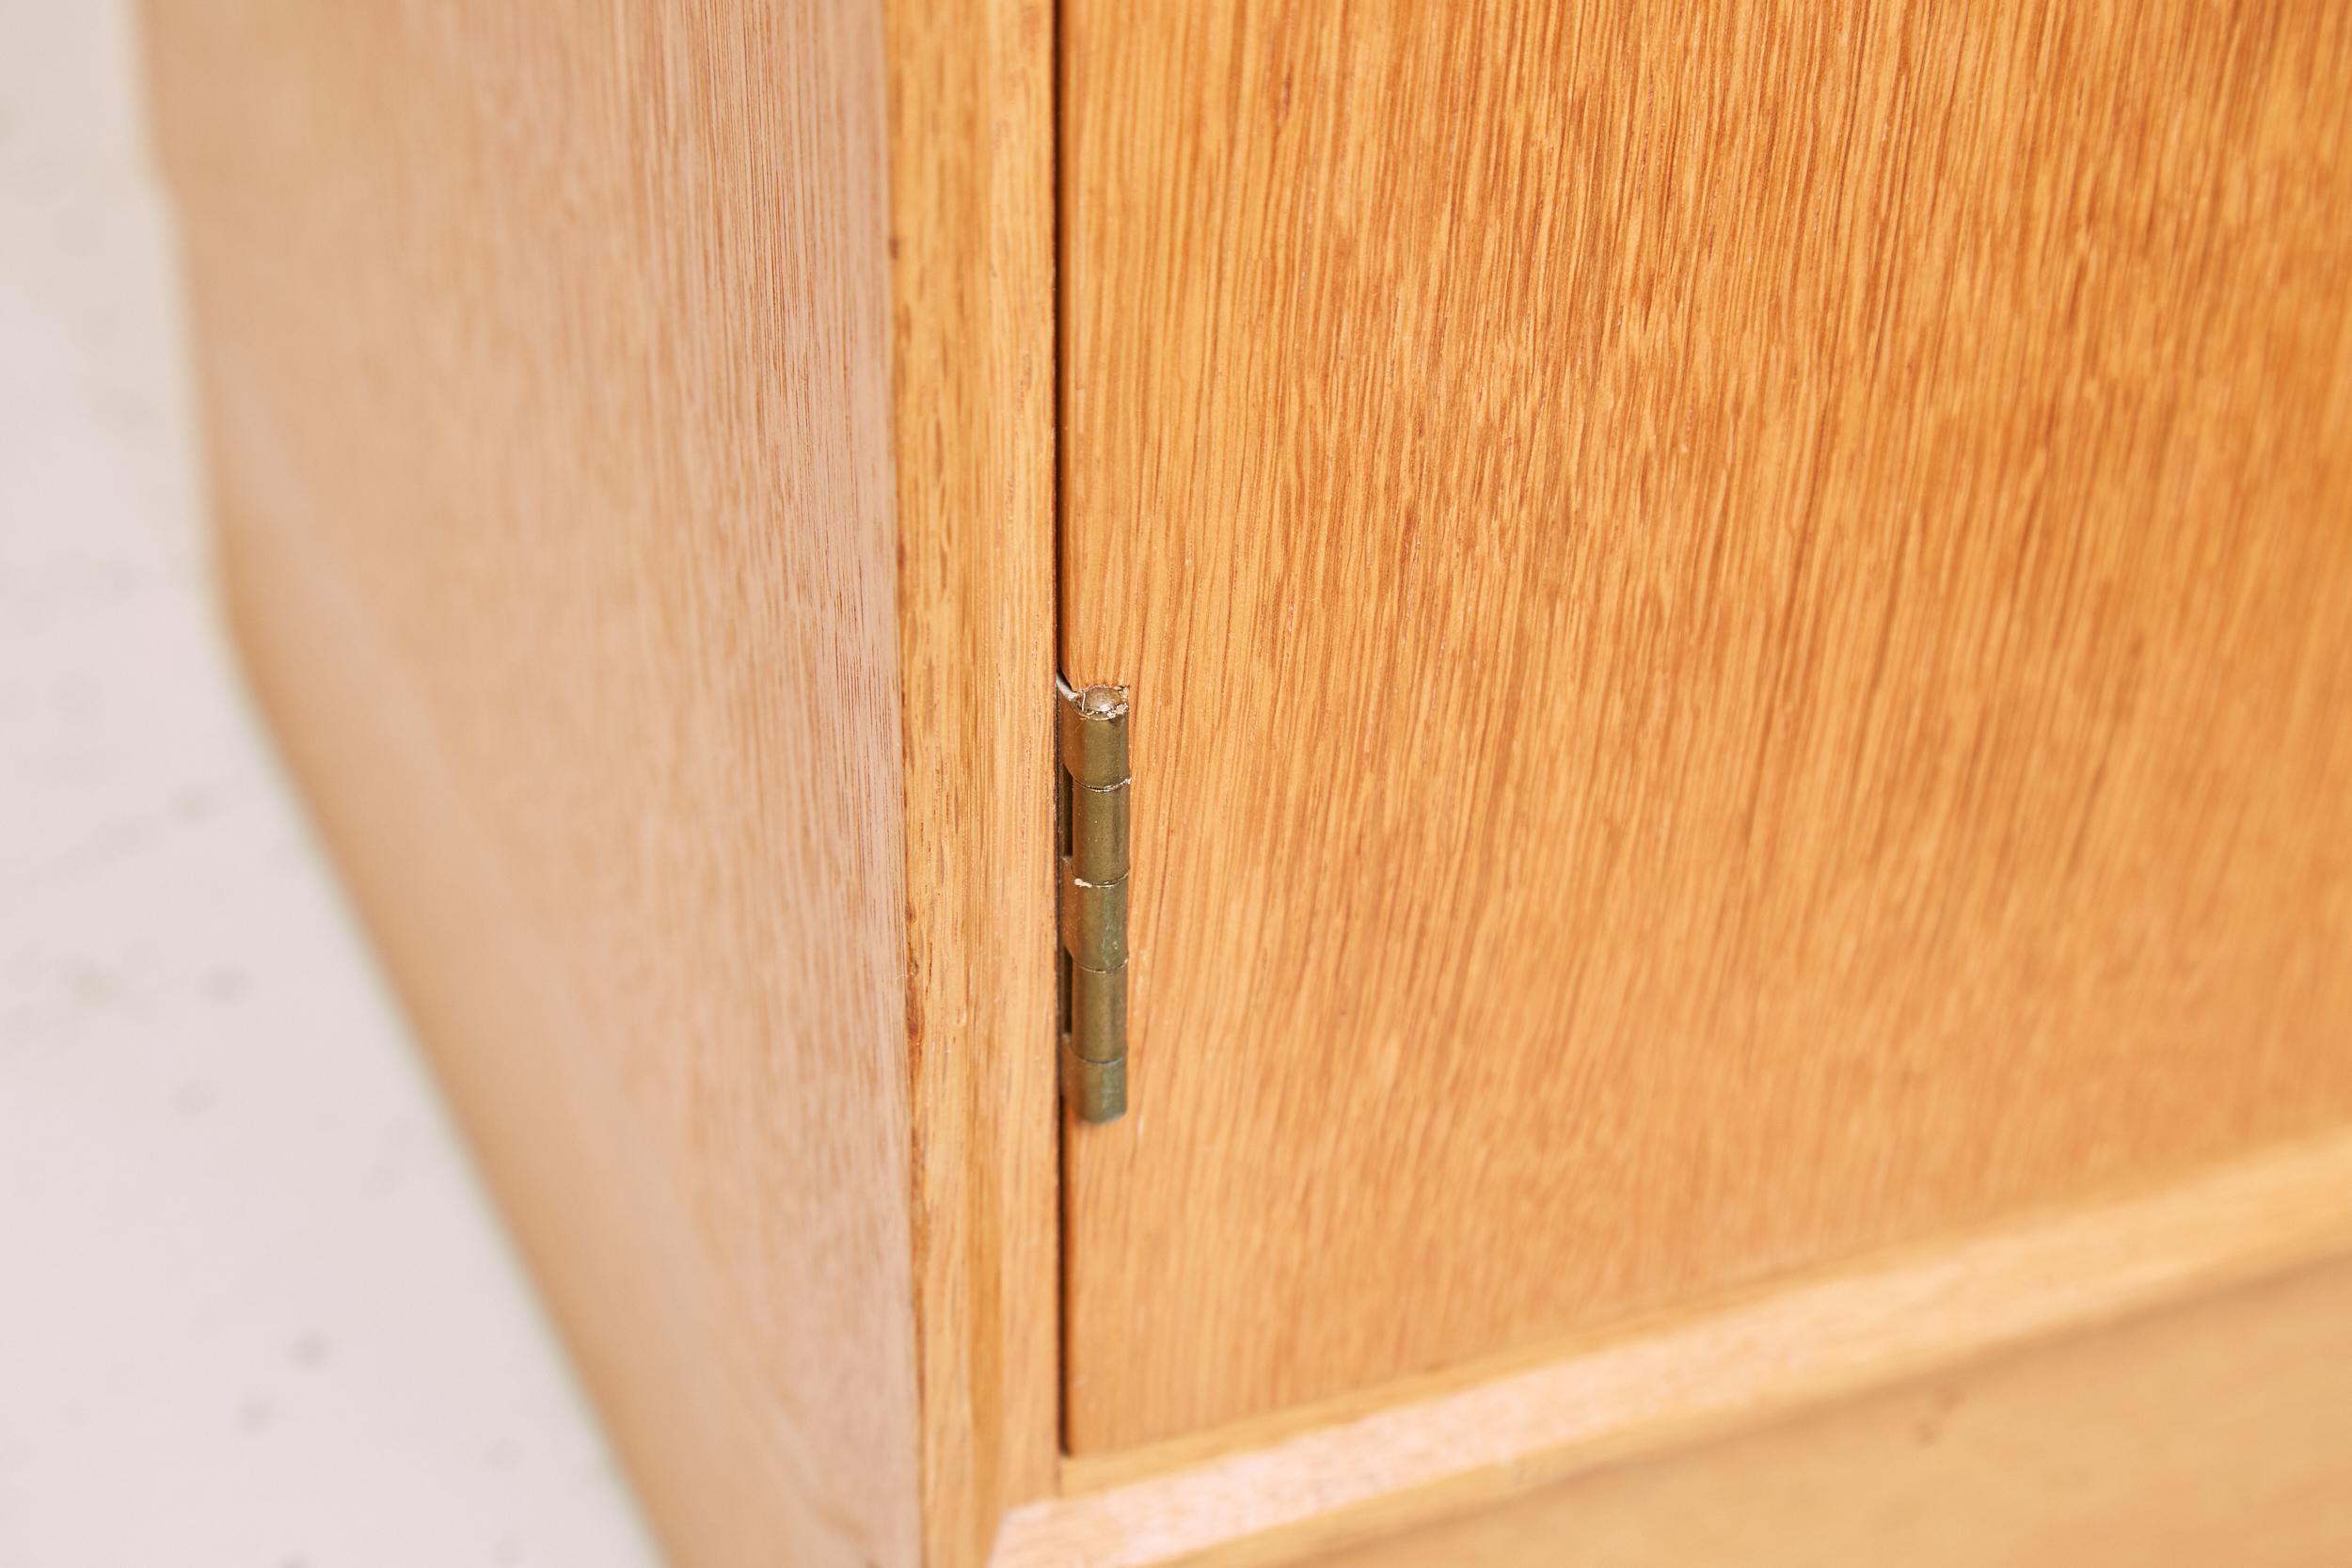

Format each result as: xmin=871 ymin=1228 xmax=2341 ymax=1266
xmin=1000 ymin=1130 xmax=2352 ymax=1567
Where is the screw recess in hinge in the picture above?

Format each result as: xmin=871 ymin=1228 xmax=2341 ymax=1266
xmin=1057 ymin=676 xmax=1130 ymax=1123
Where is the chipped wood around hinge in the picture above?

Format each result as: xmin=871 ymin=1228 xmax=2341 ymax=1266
xmin=1057 ymin=677 xmax=1130 ymax=1122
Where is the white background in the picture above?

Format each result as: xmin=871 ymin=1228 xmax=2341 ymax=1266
xmin=0 ymin=5 xmax=665 ymax=1563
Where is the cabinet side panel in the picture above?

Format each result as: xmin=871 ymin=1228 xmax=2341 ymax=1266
xmin=144 ymin=6 xmax=920 ymax=1566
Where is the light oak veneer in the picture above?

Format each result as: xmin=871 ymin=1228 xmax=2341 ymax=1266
xmin=144 ymin=4 xmax=1057 ymax=1564
xmin=1061 ymin=0 xmax=2352 ymax=1450
xmin=142 ymin=0 xmax=2352 ymax=1562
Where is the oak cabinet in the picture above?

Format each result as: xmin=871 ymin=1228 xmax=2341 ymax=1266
xmin=145 ymin=2 xmax=2352 ymax=1565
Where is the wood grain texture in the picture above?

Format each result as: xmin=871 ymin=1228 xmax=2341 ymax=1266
xmin=146 ymin=5 xmax=924 ymax=1564
xmin=1060 ymin=0 xmax=2352 ymax=1448
xmin=882 ymin=0 xmax=1064 ymax=1561
xmin=1308 ymin=1255 xmax=2352 ymax=1568
xmin=998 ymin=1131 xmax=2352 ymax=1566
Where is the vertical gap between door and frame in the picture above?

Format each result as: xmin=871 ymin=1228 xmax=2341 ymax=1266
xmin=1048 ymin=0 xmax=1075 ymax=1465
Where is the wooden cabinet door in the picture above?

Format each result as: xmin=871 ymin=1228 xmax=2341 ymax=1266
xmin=1058 ymin=0 xmax=2352 ymax=1452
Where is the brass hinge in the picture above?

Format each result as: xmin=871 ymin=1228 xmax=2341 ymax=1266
xmin=1057 ymin=677 xmax=1130 ymax=1123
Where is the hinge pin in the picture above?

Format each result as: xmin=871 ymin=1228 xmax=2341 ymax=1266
xmin=1058 ymin=678 xmax=1130 ymax=1123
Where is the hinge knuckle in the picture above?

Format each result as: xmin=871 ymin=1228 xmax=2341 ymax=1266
xmin=1058 ymin=684 xmax=1130 ymax=787
xmin=1057 ymin=679 xmax=1131 ymax=1124
xmin=1060 ymin=870 xmax=1130 ymax=970
xmin=1069 ymin=778 xmax=1130 ymax=883
xmin=1066 ymin=962 xmax=1127 ymax=1058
